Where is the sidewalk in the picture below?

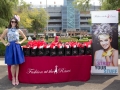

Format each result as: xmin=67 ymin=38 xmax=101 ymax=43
xmin=0 ymin=57 xmax=120 ymax=90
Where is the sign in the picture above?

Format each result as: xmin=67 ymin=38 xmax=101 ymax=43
xmin=26 ymin=65 xmax=71 ymax=74
xmin=91 ymin=10 xmax=119 ymax=75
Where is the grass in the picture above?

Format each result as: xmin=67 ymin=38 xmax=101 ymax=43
xmin=1 ymin=37 xmax=119 ymax=56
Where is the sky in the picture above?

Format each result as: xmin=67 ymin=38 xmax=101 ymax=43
xmin=23 ymin=0 xmax=100 ymax=6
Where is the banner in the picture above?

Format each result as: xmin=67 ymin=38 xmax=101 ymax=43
xmin=91 ymin=11 xmax=119 ymax=75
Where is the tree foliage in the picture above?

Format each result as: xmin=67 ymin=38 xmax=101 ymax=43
xmin=19 ymin=11 xmax=32 ymax=29
xmin=16 ymin=0 xmax=30 ymax=13
xmin=12 ymin=0 xmax=32 ymax=29
xmin=0 ymin=27 xmax=6 ymax=34
xmin=101 ymin=0 xmax=120 ymax=10
xmin=13 ymin=0 xmax=49 ymax=36
xmin=73 ymin=0 xmax=120 ymax=23
xmin=101 ymin=0 xmax=120 ymax=23
xmin=0 ymin=0 xmax=19 ymax=27
xmin=0 ymin=0 xmax=19 ymax=35
xmin=88 ymin=19 xmax=91 ymax=25
xmin=28 ymin=8 xmax=49 ymax=37
xmin=73 ymin=0 xmax=120 ymax=12
xmin=73 ymin=0 xmax=91 ymax=11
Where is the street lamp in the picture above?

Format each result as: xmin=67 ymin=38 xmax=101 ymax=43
xmin=46 ymin=0 xmax=48 ymax=36
xmin=40 ymin=2 xmax=42 ymax=8
xmin=54 ymin=1 xmax=56 ymax=9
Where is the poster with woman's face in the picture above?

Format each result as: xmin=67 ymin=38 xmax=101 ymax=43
xmin=92 ymin=23 xmax=118 ymax=67
xmin=91 ymin=11 xmax=118 ymax=75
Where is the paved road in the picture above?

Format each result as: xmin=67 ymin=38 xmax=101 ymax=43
xmin=0 ymin=58 xmax=120 ymax=90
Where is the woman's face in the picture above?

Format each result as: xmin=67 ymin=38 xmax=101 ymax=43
xmin=99 ymin=35 xmax=112 ymax=50
xmin=40 ymin=37 xmax=44 ymax=40
xmin=11 ymin=19 xmax=17 ymax=27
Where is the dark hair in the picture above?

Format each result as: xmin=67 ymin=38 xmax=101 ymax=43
xmin=32 ymin=36 xmax=36 ymax=40
xmin=40 ymin=36 xmax=44 ymax=39
xmin=8 ymin=17 xmax=19 ymax=29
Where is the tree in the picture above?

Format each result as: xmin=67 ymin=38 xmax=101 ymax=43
xmin=101 ymin=0 xmax=120 ymax=10
xmin=16 ymin=0 xmax=30 ymax=13
xmin=13 ymin=1 xmax=49 ymax=36
xmin=28 ymin=8 xmax=49 ymax=37
xmin=0 ymin=27 xmax=6 ymax=34
xmin=73 ymin=0 xmax=91 ymax=11
xmin=0 ymin=0 xmax=13 ymax=27
xmin=0 ymin=0 xmax=19 ymax=34
xmin=73 ymin=0 xmax=120 ymax=12
xmin=19 ymin=11 xmax=32 ymax=29
xmin=100 ymin=0 xmax=120 ymax=23
xmin=88 ymin=19 xmax=91 ymax=25
xmin=12 ymin=0 xmax=32 ymax=31
xmin=73 ymin=0 xmax=120 ymax=23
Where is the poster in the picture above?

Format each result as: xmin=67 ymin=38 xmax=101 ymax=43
xmin=91 ymin=11 xmax=119 ymax=75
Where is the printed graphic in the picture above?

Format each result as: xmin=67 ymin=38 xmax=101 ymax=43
xmin=91 ymin=11 xmax=118 ymax=75
xmin=26 ymin=65 xmax=71 ymax=74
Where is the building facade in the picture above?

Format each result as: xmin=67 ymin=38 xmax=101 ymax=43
xmin=32 ymin=0 xmax=100 ymax=36
xmin=62 ymin=0 xmax=80 ymax=32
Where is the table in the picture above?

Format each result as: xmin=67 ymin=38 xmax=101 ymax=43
xmin=8 ymin=56 xmax=92 ymax=84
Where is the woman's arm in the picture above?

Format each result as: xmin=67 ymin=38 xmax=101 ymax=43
xmin=105 ymin=56 xmax=113 ymax=66
xmin=105 ymin=49 xmax=118 ymax=66
xmin=0 ymin=29 xmax=9 ymax=46
xmin=18 ymin=29 xmax=27 ymax=44
xmin=112 ymin=50 xmax=118 ymax=66
xmin=94 ymin=51 xmax=97 ymax=66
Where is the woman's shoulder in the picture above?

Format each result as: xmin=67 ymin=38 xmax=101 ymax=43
xmin=111 ymin=49 xmax=118 ymax=57
xmin=4 ymin=28 xmax=8 ymax=32
xmin=17 ymin=29 xmax=23 ymax=32
xmin=95 ymin=49 xmax=104 ymax=53
xmin=112 ymin=49 xmax=118 ymax=54
xmin=17 ymin=28 xmax=20 ymax=30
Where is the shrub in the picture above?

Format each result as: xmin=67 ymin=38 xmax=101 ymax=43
xmin=0 ymin=39 xmax=120 ymax=56
xmin=0 ymin=42 xmax=6 ymax=56
xmin=82 ymin=38 xmax=88 ymax=40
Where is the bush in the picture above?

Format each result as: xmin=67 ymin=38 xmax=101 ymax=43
xmin=0 ymin=42 xmax=6 ymax=56
xmin=0 ymin=41 xmax=28 ymax=56
xmin=118 ymin=37 xmax=120 ymax=39
xmin=78 ymin=39 xmax=89 ymax=42
xmin=0 ymin=39 xmax=120 ymax=56
xmin=82 ymin=38 xmax=88 ymax=40
xmin=0 ymin=27 xmax=5 ymax=34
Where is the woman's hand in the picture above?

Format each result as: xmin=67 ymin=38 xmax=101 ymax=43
xmin=102 ymin=48 xmax=113 ymax=57
xmin=15 ymin=41 xmax=22 ymax=44
xmin=106 ymin=49 xmax=113 ymax=56
xmin=5 ymin=42 xmax=10 ymax=46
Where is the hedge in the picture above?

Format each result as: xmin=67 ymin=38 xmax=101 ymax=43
xmin=0 ymin=39 xmax=120 ymax=56
xmin=72 ymin=36 xmax=92 ymax=39
xmin=0 ymin=43 xmax=5 ymax=56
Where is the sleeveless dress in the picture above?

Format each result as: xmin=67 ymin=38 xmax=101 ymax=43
xmin=94 ymin=50 xmax=112 ymax=66
xmin=5 ymin=28 xmax=25 ymax=65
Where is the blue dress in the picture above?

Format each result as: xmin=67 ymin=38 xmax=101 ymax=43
xmin=5 ymin=28 xmax=25 ymax=65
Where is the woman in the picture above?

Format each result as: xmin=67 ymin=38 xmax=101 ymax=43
xmin=93 ymin=23 xmax=118 ymax=66
xmin=39 ymin=36 xmax=46 ymax=43
xmin=36 ymin=36 xmax=46 ymax=48
xmin=0 ymin=17 xmax=27 ymax=85
xmin=51 ymin=36 xmax=60 ymax=45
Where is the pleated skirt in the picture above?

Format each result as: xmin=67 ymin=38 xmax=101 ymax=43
xmin=5 ymin=41 xmax=25 ymax=65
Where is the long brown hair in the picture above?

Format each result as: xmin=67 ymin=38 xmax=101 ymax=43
xmin=8 ymin=17 xmax=19 ymax=29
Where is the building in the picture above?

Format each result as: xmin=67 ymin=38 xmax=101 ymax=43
xmin=31 ymin=0 xmax=100 ymax=37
